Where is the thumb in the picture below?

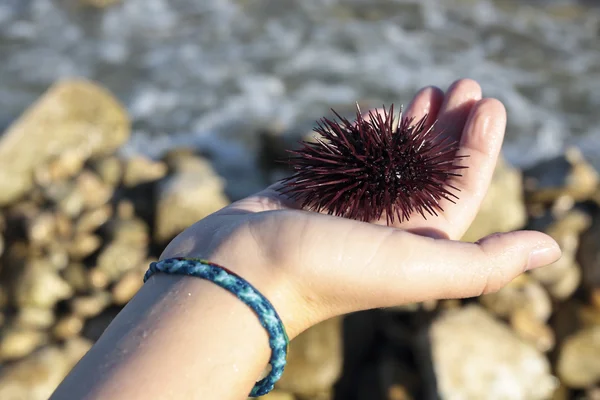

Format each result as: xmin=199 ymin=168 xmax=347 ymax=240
xmin=298 ymin=223 xmax=562 ymax=313
xmin=358 ymin=230 xmax=562 ymax=309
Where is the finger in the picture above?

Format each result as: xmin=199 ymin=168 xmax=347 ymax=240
xmin=440 ymin=98 xmax=507 ymax=238
xmin=403 ymin=85 xmax=445 ymax=128
xmin=282 ymin=213 xmax=561 ymax=314
xmin=435 ymin=79 xmax=482 ymax=142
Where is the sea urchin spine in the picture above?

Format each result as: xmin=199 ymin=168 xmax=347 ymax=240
xmin=280 ymin=104 xmax=467 ymax=224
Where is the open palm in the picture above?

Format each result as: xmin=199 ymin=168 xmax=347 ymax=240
xmin=160 ymin=79 xmax=560 ymax=338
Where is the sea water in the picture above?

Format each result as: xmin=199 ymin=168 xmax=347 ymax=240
xmin=1 ymin=0 xmax=599 ymax=196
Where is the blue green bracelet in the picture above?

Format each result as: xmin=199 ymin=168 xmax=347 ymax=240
xmin=143 ymin=257 xmax=289 ymax=397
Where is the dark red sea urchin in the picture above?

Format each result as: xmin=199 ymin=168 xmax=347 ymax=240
xmin=279 ymin=104 xmax=468 ymax=225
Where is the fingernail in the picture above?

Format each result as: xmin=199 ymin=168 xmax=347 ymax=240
xmin=526 ymin=243 xmax=562 ymax=271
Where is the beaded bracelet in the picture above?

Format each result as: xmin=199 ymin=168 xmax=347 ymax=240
xmin=143 ymin=257 xmax=289 ymax=397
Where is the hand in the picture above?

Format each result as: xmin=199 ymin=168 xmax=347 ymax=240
xmin=160 ymin=79 xmax=562 ymax=339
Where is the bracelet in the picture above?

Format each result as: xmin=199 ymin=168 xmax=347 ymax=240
xmin=143 ymin=257 xmax=289 ymax=397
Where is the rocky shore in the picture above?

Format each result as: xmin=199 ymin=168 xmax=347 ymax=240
xmin=0 ymin=80 xmax=598 ymax=400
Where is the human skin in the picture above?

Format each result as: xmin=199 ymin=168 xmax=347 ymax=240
xmin=50 ymin=79 xmax=562 ymax=400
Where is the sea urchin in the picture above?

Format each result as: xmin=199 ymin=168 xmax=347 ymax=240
xmin=280 ymin=104 xmax=467 ymax=224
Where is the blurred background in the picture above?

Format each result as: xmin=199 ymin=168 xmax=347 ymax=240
xmin=0 ymin=0 xmax=599 ymax=399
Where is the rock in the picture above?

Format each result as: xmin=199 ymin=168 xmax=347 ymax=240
xmin=249 ymin=390 xmax=296 ymax=400
xmin=123 ymin=155 xmax=168 ymax=187
xmin=71 ymin=291 xmax=112 ymax=318
xmin=4 ymin=202 xmax=39 ymax=241
xmin=462 ymin=157 xmax=527 ymax=242
xmin=26 ymin=212 xmax=56 ymax=245
xmin=76 ymin=170 xmax=114 ymax=210
xmin=53 ymin=314 xmax=84 ymax=340
xmin=111 ymin=265 xmax=147 ymax=305
xmin=15 ymin=308 xmax=55 ymax=330
xmin=45 ymin=242 xmax=70 ymax=271
xmin=0 ymin=328 xmax=46 ymax=361
xmin=0 ymin=80 xmax=129 ymax=205
xmin=53 ymin=182 xmax=86 ymax=218
xmin=430 ymin=305 xmax=555 ymax=400
xmin=67 ymin=234 xmax=102 ymax=260
xmin=530 ymin=209 xmax=589 ymax=299
xmin=479 ymin=274 xmax=552 ymax=322
xmin=557 ymin=325 xmax=600 ymax=388
xmin=0 ymin=337 xmax=92 ymax=400
xmin=580 ymin=305 xmax=600 ymax=329
xmin=90 ymin=156 xmax=123 ymax=187
xmin=579 ymin=209 xmax=600 ymax=292
xmin=102 ymin=207 xmax=149 ymax=245
xmin=387 ymin=385 xmax=414 ymax=400
xmin=92 ymin=240 xmax=147 ymax=286
xmin=33 ymin=151 xmax=87 ymax=187
xmin=75 ymin=205 xmax=112 ymax=233
xmin=55 ymin=212 xmax=73 ymax=239
xmin=62 ymin=262 xmax=90 ymax=293
xmin=523 ymin=147 xmax=599 ymax=204
xmin=0 ymin=287 xmax=8 ymax=309
xmin=509 ymin=308 xmax=555 ymax=352
xmin=12 ymin=259 xmax=73 ymax=309
xmin=80 ymin=0 xmax=121 ymax=8
xmin=155 ymin=156 xmax=229 ymax=243
xmin=276 ymin=317 xmax=343 ymax=398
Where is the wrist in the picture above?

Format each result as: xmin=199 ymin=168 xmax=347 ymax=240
xmin=160 ymin=244 xmax=313 ymax=340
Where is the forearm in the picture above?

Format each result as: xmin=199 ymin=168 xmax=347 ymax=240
xmin=50 ymin=274 xmax=271 ymax=400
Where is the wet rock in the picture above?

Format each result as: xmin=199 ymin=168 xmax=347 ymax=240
xmin=0 ymin=328 xmax=46 ymax=361
xmin=0 ymin=80 xmax=129 ymax=206
xmin=55 ymin=212 xmax=73 ymax=239
xmin=579 ymin=305 xmax=600 ymax=329
xmin=462 ymin=157 xmax=527 ymax=242
xmin=67 ymin=234 xmax=102 ymax=260
xmin=71 ymin=291 xmax=112 ymax=318
xmin=4 ymin=202 xmax=39 ymax=241
xmin=256 ymin=123 xmax=295 ymax=176
xmin=26 ymin=212 xmax=56 ymax=245
xmin=75 ymin=204 xmax=112 ymax=233
xmin=111 ymin=265 xmax=147 ymax=305
xmin=101 ymin=201 xmax=149 ymax=245
xmin=510 ymin=308 xmax=555 ymax=352
xmin=276 ymin=317 xmax=343 ymax=398
xmin=90 ymin=156 xmax=123 ymax=187
xmin=44 ymin=242 xmax=70 ymax=271
xmin=80 ymin=0 xmax=121 ymax=8
xmin=579 ymin=209 xmax=600 ymax=292
xmin=62 ymin=262 xmax=90 ymax=293
xmin=479 ymin=274 xmax=552 ymax=322
xmin=155 ymin=156 xmax=229 ymax=243
xmin=529 ymin=209 xmax=589 ymax=299
xmin=250 ymin=390 xmax=295 ymax=400
xmin=76 ymin=170 xmax=114 ymax=210
xmin=53 ymin=314 xmax=84 ymax=340
xmin=92 ymin=240 xmax=147 ymax=287
xmin=34 ymin=151 xmax=86 ymax=187
xmin=387 ymin=385 xmax=414 ymax=400
xmin=557 ymin=325 xmax=600 ymax=388
xmin=12 ymin=259 xmax=73 ymax=309
xmin=0 ymin=337 xmax=92 ymax=400
xmin=15 ymin=307 xmax=55 ymax=330
xmin=53 ymin=182 xmax=85 ymax=218
xmin=430 ymin=305 xmax=555 ymax=400
xmin=123 ymin=155 xmax=168 ymax=187
xmin=524 ymin=147 xmax=599 ymax=204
